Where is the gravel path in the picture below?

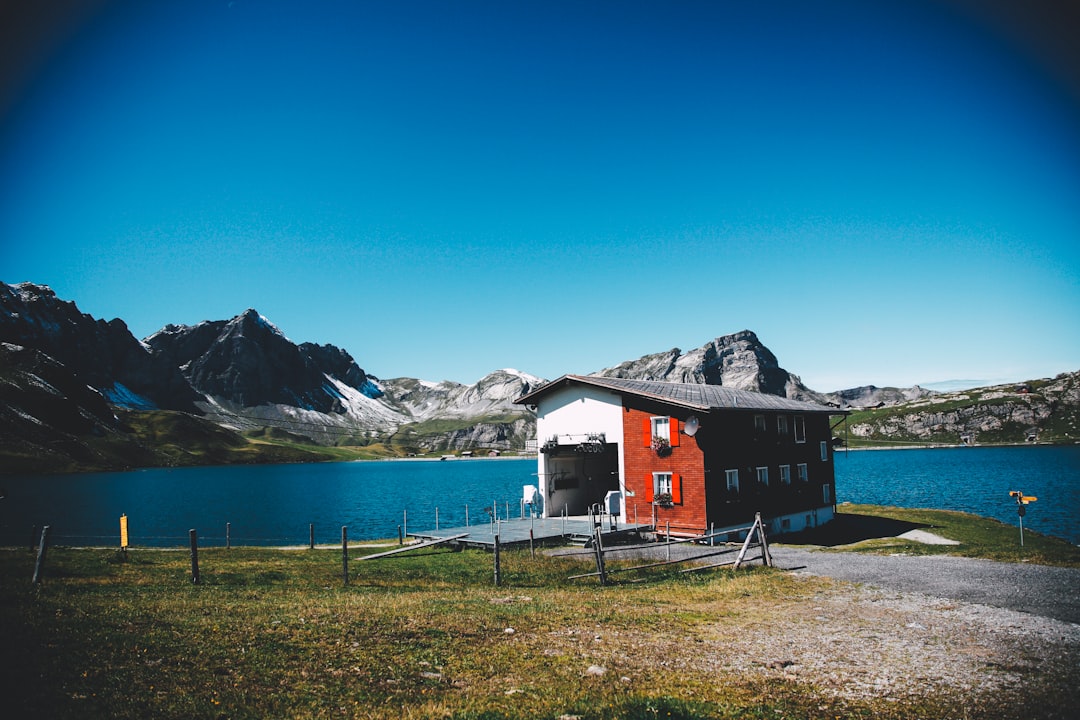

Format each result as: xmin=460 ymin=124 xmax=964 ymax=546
xmin=769 ymin=547 xmax=1080 ymax=624
xmin=585 ymin=541 xmax=1080 ymax=714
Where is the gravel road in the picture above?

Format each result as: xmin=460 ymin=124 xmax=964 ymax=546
xmin=768 ymin=547 xmax=1080 ymax=624
xmin=590 ymin=540 xmax=1079 ymax=714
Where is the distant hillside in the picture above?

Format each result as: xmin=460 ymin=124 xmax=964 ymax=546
xmin=0 ymin=342 xmax=336 ymax=473
xmin=842 ymin=372 xmax=1080 ymax=447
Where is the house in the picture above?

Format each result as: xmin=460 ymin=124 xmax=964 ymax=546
xmin=514 ymin=375 xmax=847 ymax=538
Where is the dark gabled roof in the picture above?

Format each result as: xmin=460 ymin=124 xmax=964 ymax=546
xmin=515 ymin=375 xmax=842 ymax=414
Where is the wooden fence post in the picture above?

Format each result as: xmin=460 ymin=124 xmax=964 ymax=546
xmin=592 ymin=524 xmax=607 ymax=586
xmin=31 ymin=525 xmax=50 ymax=584
xmin=665 ymin=520 xmax=671 ymax=562
xmin=226 ymin=522 xmax=231 ymax=550
xmin=341 ymin=526 xmax=349 ymax=586
xmin=397 ymin=525 xmax=403 ymax=546
xmin=309 ymin=523 xmax=315 ymax=550
xmin=189 ymin=529 xmax=200 ymax=585
xmin=493 ymin=534 xmax=502 ymax=586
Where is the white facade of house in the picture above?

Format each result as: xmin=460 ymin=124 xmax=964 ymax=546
xmin=534 ymin=384 xmax=627 ymax=518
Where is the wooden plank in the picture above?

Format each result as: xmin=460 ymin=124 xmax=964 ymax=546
xmin=551 ymin=527 xmax=751 ymax=558
xmin=358 ymin=533 xmax=469 ymax=560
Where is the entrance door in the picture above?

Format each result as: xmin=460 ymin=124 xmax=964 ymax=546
xmin=543 ymin=443 xmax=619 ymax=516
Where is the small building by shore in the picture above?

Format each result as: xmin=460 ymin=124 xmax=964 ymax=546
xmin=515 ymin=375 xmax=848 ymax=538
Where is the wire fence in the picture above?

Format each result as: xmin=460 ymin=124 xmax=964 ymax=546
xmin=14 ymin=497 xmax=542 ymax=549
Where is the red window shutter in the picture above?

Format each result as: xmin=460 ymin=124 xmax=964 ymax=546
xmin=643 ymin=417 xmax=652 ymax=447
xmin=671 ymin=474 xmax=682 ymax=504
xmin=669 ymin=417 xmax=680 ymax=447
xmin=644 ymin=474 xmax=654 ymax=503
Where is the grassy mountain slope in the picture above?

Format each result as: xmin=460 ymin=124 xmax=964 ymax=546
xmin=841 ymin=371 xmax=1080 ymax=447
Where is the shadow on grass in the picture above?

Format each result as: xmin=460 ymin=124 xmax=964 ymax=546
xmin=780 ymin=512 xmax=929 ymax=547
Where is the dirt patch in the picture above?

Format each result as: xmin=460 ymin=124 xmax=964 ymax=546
xmin=526 ymin=575 xmax=1080 ymax=712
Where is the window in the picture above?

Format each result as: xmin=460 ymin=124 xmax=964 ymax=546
xmin=794 ymin=415 xmax=806 ymax=443
xmin=756 ymin=466 xmax=769 ymax=486
xmin=655 ymin=472 xmax=673 ymax=496
xmin=652 ymin=416 xmax=670 ymax=442
xmin=779 ymin=464 xmax=791 ymax=485
xmin=823 ymin=484 xmax=832 ymax=504
xmin=643 ymin=416 xmax=680 ymax=447
xmin=725 ymin=469 xmax=739 ymax=493
xmin=777 ymin=415 xmax=789 ymax=434
xmin=797 ymin=463 xmax=808 ymax=483
xmin=754 ymin=414 xmax=766 ymax=432
xmin=820 ymin=441 xmax=828 ymax=461
xmin=646 ymin=472 xmax=681 ymax=504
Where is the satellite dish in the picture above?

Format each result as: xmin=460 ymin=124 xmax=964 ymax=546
xmin=684 ymin=415 xmax=700 ymax=437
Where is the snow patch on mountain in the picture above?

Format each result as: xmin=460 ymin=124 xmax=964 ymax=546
xmin=102 ymin=382 xmax=157 ymax=410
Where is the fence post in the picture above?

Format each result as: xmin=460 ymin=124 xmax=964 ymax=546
xmin=493 ymin=534 xmax=502 ymax=586
xmin=341 ymin=526 xmax=349 ymax=586
xmin=226 ymin=522 xmax=231 ymax=550
xmin=31 ymin=525 xmax=50 ymax=584
xmin=435 ymin=506 xmax=439 ymax=531
xmin=665 ymin=520 xmax=671 ymax=562
xmin=397 ymin=525 xmax=403 ymax=546
xmin=309 ymin=523 xmax=315 ymax=550
xmin=189 ymin=529 xmax=200 ymax=585
xmin=592 ymin=524 xmax=607 ymax=586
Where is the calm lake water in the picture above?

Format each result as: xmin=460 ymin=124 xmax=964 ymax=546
xmin=1 ymin=446 xmax=1077 ymax=546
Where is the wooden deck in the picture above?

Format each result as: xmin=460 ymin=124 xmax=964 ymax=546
xmin=410 ymin=515 xmax=651 ymax=548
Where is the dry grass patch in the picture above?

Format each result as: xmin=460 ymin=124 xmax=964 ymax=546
xmin=1 ymin=545 xmax=1076 ymax=719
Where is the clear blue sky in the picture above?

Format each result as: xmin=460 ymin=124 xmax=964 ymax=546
xmin=2 ymin=0 xmax=1078 ymax=391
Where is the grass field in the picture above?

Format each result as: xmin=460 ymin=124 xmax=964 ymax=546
xmin=2 ymin=506 xmax=1077 ymax=719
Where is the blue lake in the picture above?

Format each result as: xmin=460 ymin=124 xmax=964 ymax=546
xmin=1 ymin=446 xmax=1077 ymax=546
xmin=835 ymin=445 xmax=1080 ymax=544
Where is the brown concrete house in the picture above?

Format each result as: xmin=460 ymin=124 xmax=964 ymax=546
xmin=515 ymin=375 xmax=846 ymax=538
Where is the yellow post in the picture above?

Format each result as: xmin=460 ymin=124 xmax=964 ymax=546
xmin=120 ymin=514 xmax=129 ymax=550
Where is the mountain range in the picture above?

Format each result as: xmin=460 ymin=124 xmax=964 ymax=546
xmin=2 ymin=281 xmax=1075 ymax=472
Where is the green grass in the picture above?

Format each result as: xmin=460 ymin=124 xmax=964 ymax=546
xmin=784 ymin=503 xmax=1080 ymax=566
xmin=3 ymin=506 xmax=1078 ymax=720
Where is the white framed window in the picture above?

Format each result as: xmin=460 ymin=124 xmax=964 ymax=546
xmin=820 ymin=441 xmax=828 ymax=461
xmin=654 ymin=472 xmax=673 ymax=496
xmin=823 ymin=484 xmax=832 ymax=504
xmin=777 ymin=415 xmax=789 ymax=434
xmin=797 ymin=463 xmax=808 ymax=483
xmin=651 ymin=416 xmax=670 ymax=442
xmin=756 ymin=466 xmax=769 ymax=486
xmin=725 ymin=469 xmax=739 ymax=493
xmin=779 ymin=464 xmax=791 ymax=484
xmin=794 ymin=415 xmax=806 ymax=443
xmin=754 ymin=414 xmax=766 ymax=432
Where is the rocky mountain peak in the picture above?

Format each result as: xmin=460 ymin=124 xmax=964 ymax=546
xmin=143 ymin=309 xmax=378 ymax=412
xmin=591 ymin=329 xmax=816 ymax=400
xmin=0 ymin=281 xmax=201 ymax=412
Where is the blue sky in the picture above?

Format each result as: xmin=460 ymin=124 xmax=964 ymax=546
xmin=2 ymin=0 xmax=1078 ymax=391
